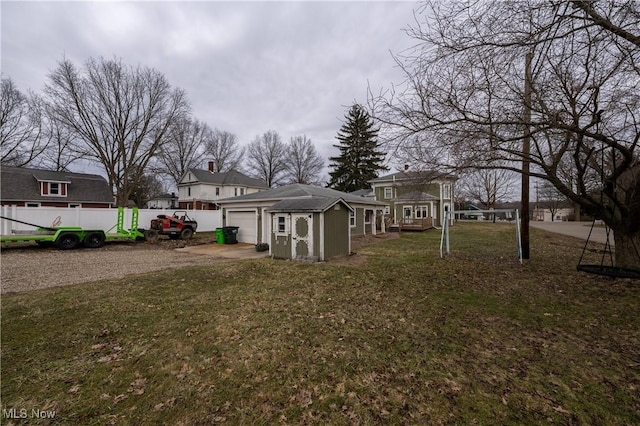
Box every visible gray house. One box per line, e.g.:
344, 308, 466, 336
0, 166, 113, 208
216, 184, 388, 261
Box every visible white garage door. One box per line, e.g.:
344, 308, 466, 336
226, 211, 257, 244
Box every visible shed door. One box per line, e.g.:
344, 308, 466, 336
292, 214, 313, 258
226, 210, 257, 244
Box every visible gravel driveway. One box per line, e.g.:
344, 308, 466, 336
0, 241, 249, 294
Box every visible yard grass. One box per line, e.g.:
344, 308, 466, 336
2, 223, 639, 425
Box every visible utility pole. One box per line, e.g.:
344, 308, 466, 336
521, 51, 533, 259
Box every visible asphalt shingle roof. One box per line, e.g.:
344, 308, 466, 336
182, 168, 268, 188
1, 166, 113, 204
267, 197, 353, 213
217, 183, 387, 206
369, 170, 456, 183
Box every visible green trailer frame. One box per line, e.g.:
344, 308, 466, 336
0, 207, 145, 250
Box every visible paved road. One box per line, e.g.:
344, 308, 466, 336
530, 221, 613, 246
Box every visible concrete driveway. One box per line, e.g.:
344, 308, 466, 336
530, 221, 613, 246
176, 242, 270, 259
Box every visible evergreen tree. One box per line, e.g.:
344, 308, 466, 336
328, 104, 387, 192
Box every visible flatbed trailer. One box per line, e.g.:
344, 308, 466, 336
1, 207, 145, 250
0, 227, 109, 249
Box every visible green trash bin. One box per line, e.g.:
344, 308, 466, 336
215, 228, 225, 244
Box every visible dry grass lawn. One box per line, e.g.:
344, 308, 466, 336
2, 223, 639, 425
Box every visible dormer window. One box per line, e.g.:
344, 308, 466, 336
41, 181, 67, 197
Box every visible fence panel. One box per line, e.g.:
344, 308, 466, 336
1, 207, 222, 234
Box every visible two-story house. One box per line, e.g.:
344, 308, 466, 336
0, 166, 114, 208
369, 170, 456, 228
177, 162, 268, 210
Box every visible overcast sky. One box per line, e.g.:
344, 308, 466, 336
2, 0, 418, 179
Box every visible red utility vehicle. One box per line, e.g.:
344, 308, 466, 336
145, 211, 197, 241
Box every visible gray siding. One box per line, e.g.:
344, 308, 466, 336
352, 207, 365, 236
313, 212, 321, 256
323, 204, 350, 259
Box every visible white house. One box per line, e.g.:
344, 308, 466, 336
177, 163, 268, 210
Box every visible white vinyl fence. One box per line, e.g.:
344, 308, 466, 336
1, 206, 222, 235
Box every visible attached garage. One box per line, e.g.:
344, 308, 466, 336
225, 210, 258, 244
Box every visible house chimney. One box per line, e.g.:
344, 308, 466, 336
208, 161, 214, 173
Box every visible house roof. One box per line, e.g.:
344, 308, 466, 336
369, 170, 456, 184
217, 183, 387, 207
394, 191, 439, 202
150, 193, 178, 200
180, 168, 267, 188
0, 166, 113, 204
267, 197, 353, 213
350, 188, 374, 198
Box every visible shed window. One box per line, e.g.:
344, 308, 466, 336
274, 215, 290, 234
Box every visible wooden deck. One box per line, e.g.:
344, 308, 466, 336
398, 218, 434, 231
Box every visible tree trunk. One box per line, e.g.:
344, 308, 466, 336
614, 230, 640, 271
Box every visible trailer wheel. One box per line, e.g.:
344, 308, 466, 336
180, 228, 194, 239
55, 233, 80, 250
83, 232, 106, 248
144, 229, 159, 242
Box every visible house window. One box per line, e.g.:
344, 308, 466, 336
41, 182, 67, 197
415, 206, 429, 218
26, 203, 40, 207
384, 206, 390, 215
443, 184, 451, 199
69, 203, 81, 208
384, 187, 393, 199
350, 211, 356, 227
188, 187, 191, 197
215, 187, 220, 196
234, 188, 238, 196
240, 188, 245, 195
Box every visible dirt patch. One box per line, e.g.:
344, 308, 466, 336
330, 232, 401, 266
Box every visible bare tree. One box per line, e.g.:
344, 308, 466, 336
205, 129, 244, 173
34, 98, 87, 171
538, 181, 566, 222
245, 130, 287, 187
460, 168, 519, 210
44, 57, 189, 206
0, 77, 48, 166
371, 1, 640, 269
284, 135, 324, 185
156, 117, 207, 187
